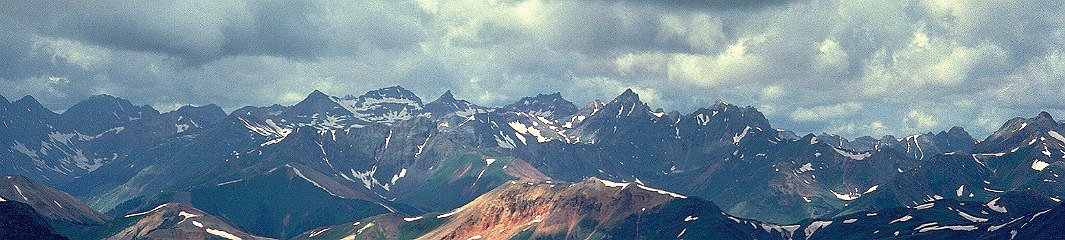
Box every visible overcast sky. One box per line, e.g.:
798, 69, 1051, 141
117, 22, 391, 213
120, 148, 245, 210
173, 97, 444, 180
1, 0, 1062, 138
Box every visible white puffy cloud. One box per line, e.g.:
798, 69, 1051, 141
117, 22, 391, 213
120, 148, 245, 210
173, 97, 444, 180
791, 102, 864, 122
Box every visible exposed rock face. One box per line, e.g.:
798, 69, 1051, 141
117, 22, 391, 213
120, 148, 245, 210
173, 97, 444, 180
293, 178, 788, 240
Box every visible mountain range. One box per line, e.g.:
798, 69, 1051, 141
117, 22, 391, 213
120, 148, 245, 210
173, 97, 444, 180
1, 86, 1063, 239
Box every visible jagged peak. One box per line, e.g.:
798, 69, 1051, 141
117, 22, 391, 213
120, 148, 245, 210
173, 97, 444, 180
510, 92, 571, 104
176, 104, 219, 112
1033, 111, 1056, 124
612, 88, 641, 104
15, 95, 42, 106
307, 89, 330, 99
991, 112, 1059, 135
977, 112, 1063, 152
295, 89, 340, 106
64, 94, 158, 116
709, 99, 735, 110
360, 86, 422, 103
505, 92, 578, 118
86, 94, 119, 100
437, 90, 455, 102
428, 90, 475, 106
946, 126, 968, 134
523, 92, 565, 102
287, 90, 353, 116
174, 104, 226, 118
800, 133, 820, 144
11, 95, 52, 113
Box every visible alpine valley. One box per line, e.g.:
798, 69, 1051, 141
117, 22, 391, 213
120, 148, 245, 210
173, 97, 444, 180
1, 86, 1063, 239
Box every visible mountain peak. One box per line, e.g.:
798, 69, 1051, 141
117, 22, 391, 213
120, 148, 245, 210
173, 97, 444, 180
437, 90, 455, 102
613, 88, 641, 104
345, 86, 425, 123
709, 100, 737, 110
541, 92, 563, 98
13, 95, 46, 110
298, 90, 336, 105
425, 90, 489, 118
86, 94, 117, 100
361, 86, 421, 102
60, 94, 159, 133
505, 92, 578, 119
1034, 111, 1056, 124
173, 104, 227, 122
306, 89, 330, 100
979, 112, 1063, 152
176, 104, 219, 113
287, 90, 352, 117
947, 126, 967, 134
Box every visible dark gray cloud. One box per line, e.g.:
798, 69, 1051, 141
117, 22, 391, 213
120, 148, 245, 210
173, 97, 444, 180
0, 0, 428, 62
0, 0, 1061, 139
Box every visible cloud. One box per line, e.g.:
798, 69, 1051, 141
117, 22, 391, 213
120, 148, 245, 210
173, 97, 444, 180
0, 0, 1061, 139
903, 109, 939, 131
790, 102, 864, 122
0, 0, 428, 62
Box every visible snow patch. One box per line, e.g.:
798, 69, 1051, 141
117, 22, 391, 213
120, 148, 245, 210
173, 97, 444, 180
12, 184, 28, 201
1049, 131, 1065, 143
178, 211, 199, 220
216, 179, 243, 186
1032, 159, 1051, 171
987, 198, 1008, 213
956, 210, 988, 223
733, 126, 751, 144
917, 225, 977, 233
205, 228, 242, 240
290, 165, 346, 199
636, 185, 687, 198
803, 221, 832, 240
599, 179, 631, 188
437, 208, 464, 218
124, 204, 169, 218
889, 215, 912, 224
797, 163, 814, 173
832, 148, 872, 160
829, 190, 860, 201
864, 185, 879, 194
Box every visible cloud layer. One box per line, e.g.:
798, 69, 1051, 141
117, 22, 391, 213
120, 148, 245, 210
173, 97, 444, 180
0, 0, 1062, 138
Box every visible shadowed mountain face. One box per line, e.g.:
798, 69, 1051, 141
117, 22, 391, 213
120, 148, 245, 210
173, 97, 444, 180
2, 88, 1064, 239
0, 201, 68, 240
